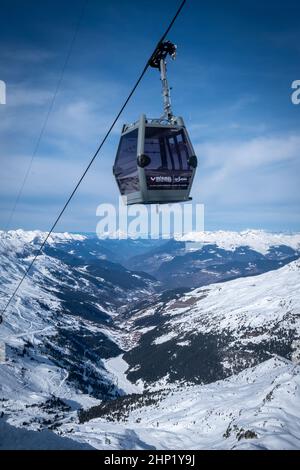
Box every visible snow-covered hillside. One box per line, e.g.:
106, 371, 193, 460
0, 421, 92, 450
149, 259, 300, 343
63, 357, 300, 450
0, 229, 157, 403
123, 260, 300, 385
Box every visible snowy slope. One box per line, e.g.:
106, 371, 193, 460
0, 420, 93, 450
0, 229, 161, 442
0, 229, 160, 399
63, 357, 300, 450
152, 259, 300, 339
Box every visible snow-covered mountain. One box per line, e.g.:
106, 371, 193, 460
0, 229, 158, 400
179, 229, 300, 254
123, 259, 300, 386
73, 357, 300, 450
126, 230, 300, 288
0, 229, 299, 449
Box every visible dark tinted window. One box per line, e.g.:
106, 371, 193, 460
114, 129, 139, 195
114, 129, 138, 176
144, 127, 192, 171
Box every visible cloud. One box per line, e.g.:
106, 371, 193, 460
0, 75, 125, 158
196, 134, 300, 171
192, 134, 300, 208
0, 151, 115, 200
6, 86, 53, 107
0, 45, 55, 64
0, 73, 124, 230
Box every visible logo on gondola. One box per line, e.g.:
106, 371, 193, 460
147, 174, 190, 188
174, 176, 188, 183
150, 175, 172, 183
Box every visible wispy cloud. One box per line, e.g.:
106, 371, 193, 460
0, 45, 55, 64
0, 75, 124, 154
193, 134, 300, 207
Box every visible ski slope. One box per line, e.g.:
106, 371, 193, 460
61, 357, 300, 450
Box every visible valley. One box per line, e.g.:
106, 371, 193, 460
0, 229, 300, 449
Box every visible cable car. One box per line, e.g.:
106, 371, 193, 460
113, 41, 197, 205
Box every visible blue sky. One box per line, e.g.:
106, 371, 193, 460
0, 0, 299, 232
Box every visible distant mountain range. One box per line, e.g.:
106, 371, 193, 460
126, 230, 300, 288
0, 229, 299, 449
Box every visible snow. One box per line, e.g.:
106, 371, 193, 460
103, 355, 142, 395
179, 229, 300, 255
0, 229, 119, 435
137, 326, 156, 335
160, 259, 300, 340
60, 357, 300, 450
0, 420, 92, 450
0, 349, 100, 419
0, 229, 86, 249
177, 341, 191, 347
153, 331, 177, 345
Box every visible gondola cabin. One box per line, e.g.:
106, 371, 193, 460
113, 114, 197, 205
113, 40, 198, 205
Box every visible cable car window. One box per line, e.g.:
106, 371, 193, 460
114, 129, 139, 195
177, 134, 190, 170
144, 127, 192, 171
115, 129, 138, 175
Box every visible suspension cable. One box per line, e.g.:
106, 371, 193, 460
0, 0, 187, 319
